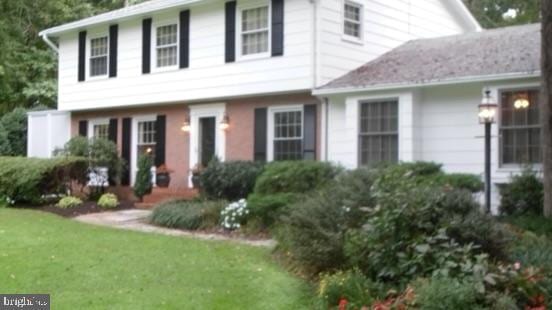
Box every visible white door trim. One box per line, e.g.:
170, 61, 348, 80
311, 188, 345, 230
188, 103, 226, 187
131, 114, 157, 186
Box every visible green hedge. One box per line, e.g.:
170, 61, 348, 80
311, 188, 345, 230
200, 159, 264, 201
150, 199, 226, 230
0, 156, 87, 205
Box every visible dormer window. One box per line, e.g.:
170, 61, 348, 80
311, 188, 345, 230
344, 1, 363, 40
240, 5, 270, 56
156, 24, 178, 68
90, 36, 108, 77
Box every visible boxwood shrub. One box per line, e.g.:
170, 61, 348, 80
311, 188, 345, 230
500, 169, 543, 216
0, 156, 87, 205
200, 159, 265, 201
150, 199, 226, 230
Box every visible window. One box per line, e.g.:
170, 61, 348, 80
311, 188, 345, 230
93, 124, 109, 140
344, 1, 362, 39
359, 100, 398, 166
241, 6, 270, 56
156, 24, 178, 68
500, 89, 541, 165
137, 120, 157, 163
90, 36, 108, 77
273, 109, 303, 161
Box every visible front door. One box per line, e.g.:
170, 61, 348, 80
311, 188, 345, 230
199, 117, 216, 167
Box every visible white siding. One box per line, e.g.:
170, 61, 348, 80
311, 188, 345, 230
58, 0, 314, 111
317, 0, 469, 86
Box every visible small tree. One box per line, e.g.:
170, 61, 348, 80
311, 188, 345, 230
0, 107, 27, 156
134, 155, 153, 201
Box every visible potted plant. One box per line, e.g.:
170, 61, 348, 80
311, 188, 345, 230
156, 164, 173, 188
190, 164, 204, 189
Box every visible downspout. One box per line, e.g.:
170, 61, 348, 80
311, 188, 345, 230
323, 97, 329, 161
41, 33, 59, 53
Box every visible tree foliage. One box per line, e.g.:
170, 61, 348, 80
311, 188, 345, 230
463, 0, 541, 29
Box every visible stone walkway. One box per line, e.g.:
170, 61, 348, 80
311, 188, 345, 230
74, 210, 276, 248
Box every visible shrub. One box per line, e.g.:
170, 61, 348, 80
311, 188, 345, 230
502, 215, 552, 237
97, 193, 118, 209
200, 159, 264, 200
56, 196, 83, 209
247, 192, 299, 227
316, 269, 382, 309
0, 156, 87, 205
55, 136, 124, 185
150, 200, 226, 230
134, 155, 153, 201
0, 107, 27, 156
221, 199, 249, 230
253, 161, 339, 195
508, 232, 552, 271
414, 277, 480, 310
435, 173, 484, 193
500, 169, 543, 216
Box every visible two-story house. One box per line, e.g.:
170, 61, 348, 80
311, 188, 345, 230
33, 0, 479, 189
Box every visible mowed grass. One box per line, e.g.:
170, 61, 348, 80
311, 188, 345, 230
0, 208, 312, 309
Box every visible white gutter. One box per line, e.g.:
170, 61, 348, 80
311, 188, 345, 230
41, 34, 59, 53
450, 0, 483, 32
312, 72, 541, 96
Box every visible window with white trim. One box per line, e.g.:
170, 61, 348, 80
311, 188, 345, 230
241, 6, 270, 56
273, 109, 303, 161
93, 123, 109, 140
137, 120, 157, 162
500, 89, 541, 165
359, 100, 398, 166
156, 24, 178, 68
90, 36, 108, 77
344, 1, 362, 39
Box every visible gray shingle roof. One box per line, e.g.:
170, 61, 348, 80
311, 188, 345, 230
318, 24, 540, 92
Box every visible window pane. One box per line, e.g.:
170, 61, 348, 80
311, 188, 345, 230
90, 36, 108, 77
359, 100, 398, 166
273, 110, 303, 161
90, 57, 108, 76
91, 37, 108, 57
344, 21, 361, 38
274, 140, 302, 161
93, 124, 109, 140
242, 7, 268, 31
157, 24, 177, 46
345, 3, 361, 21
241, 6, 269, 55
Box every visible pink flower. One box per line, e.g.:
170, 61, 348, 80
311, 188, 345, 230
514, 262, 521, 270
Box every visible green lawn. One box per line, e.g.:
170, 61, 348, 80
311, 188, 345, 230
0, 208, 312, 309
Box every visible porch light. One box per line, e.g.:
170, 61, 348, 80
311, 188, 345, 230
219, 114, 230, 130
181, 117, 191, 132
514, 92, 530, 109
478, 90, 498, 124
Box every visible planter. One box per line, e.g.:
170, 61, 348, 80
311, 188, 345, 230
156, 172, 171, 188
191, 174, 201, 189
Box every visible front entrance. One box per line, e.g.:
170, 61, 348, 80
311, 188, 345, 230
199, 117, 216, 166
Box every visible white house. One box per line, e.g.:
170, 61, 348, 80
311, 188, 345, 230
314, 24, 541, 212
30, 0, 480, 190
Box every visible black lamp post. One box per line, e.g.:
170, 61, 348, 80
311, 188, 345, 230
478, 89, 498, 214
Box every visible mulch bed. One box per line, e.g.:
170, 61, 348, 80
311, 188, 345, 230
30, 200, 136, 218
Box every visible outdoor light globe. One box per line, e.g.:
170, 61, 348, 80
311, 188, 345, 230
479, 90, 498, 124
219, 115, 230, 130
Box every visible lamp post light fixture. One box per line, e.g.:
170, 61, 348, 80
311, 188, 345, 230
181, 116, 191, 132
219, 114, 230, 130
478, 89, 498, 214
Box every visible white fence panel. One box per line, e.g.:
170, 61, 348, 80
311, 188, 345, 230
27, 110, 71, 158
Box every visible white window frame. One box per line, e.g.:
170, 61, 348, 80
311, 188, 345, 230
342, 0, 364, 44
131, 115, 158, 186
88, 118, 110, 140
152, 20, 179, 72
237, 2, 272, 61
267, 105, 304, 161
358, 100, 399, 167
87, 33, 110, 79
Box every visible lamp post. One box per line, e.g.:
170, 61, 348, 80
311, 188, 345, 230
478, 89, 498, 214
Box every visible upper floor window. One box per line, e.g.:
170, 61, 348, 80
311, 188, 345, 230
500, 89, 541, 165
90, 36, 108, 77
241, 6, 270, 56
344, 1, 363, 40
156, 24, 178, 68
359, 100, 398, 166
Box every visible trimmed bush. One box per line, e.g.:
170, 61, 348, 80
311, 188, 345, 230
500, 169, 543, 216
97, 193, 119, 209
200, 159, 264, 201
435, 173, 484, 193
316, 269, 382, 309
150, 200, 226, 231
253, 161, 340, 195
0, 156, 87, 205
56, 196, 83, 209
134, 155, 153, 201
247, 192, 299, 227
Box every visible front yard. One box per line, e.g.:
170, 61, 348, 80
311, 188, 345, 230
0, 208, 311, 309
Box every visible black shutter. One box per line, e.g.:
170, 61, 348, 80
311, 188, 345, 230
155, 115, 166, 167
121, 118, 132, 186
78, 31, 87, 82
225, 1, 236, 63
142, 18, 152, 74
179, 10, 190, 69
109, 24, 118, 77
108, 118, 118, 143
271, 0, 284, 56
254, 108, 267, 161
303, 104, 317, 160
78, 120, 88, 137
